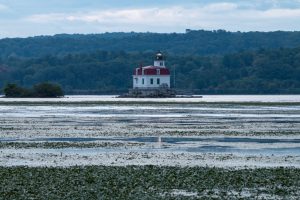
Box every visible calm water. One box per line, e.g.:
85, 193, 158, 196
0, 95, 300, 102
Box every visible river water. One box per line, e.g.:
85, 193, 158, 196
0, 94, 300, 102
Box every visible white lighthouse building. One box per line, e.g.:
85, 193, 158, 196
133, 52, 171, 89
123, 51, 175, 97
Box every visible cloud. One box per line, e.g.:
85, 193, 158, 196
0, 3, 8, 11
201, 2, 238, 12
25, 3, 300, 30
263, 8, 300, 18
25, 5, 223, 25
2, 1, 300, 38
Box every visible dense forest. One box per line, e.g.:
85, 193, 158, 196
1, 30, 300, 59
1, 47, 300, 94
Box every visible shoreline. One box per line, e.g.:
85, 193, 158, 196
1, 101, 300, 106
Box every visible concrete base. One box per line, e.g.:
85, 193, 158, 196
119, 87, 176, 98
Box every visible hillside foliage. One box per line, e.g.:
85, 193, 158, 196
1, 30, 300, 59
1, 47, 300, 94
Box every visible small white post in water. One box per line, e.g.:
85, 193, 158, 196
157, 136, 162, 148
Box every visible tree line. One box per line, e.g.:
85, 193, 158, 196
1, 47, 300, 94
1, 30, 300, 59
3, 83, 64, 98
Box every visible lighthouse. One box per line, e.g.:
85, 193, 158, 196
122, 51, 175, 97
133, 52, 171, 89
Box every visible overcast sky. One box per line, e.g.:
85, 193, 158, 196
1, 0, 300, 38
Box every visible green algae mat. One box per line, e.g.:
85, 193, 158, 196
1, 166, 299, 199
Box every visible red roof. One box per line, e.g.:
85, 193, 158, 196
133, 66, 170, 76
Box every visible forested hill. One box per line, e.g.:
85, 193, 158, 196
1, 30, 300, 59
1, 47, 300, 94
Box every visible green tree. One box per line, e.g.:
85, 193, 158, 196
3, 83, 28, 97
33, 82, 64, 97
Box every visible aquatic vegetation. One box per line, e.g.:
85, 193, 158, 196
0, 166, 299, 199
0, 100, 299, 198
0, 142, 144, 149
0, 101, 299, 139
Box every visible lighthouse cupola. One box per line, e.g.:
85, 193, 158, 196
154, 51, 165, 68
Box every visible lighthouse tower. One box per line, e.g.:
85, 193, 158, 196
133, 52, 171, 89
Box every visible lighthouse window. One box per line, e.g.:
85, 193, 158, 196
160, 62, 163, 66
150, 78, 153, 85
157, 78, 160, 85
142, 78, 144, 84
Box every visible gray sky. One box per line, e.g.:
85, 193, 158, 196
1, 0, 300, 38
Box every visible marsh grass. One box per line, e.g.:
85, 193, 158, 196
0, 166, 299, 199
